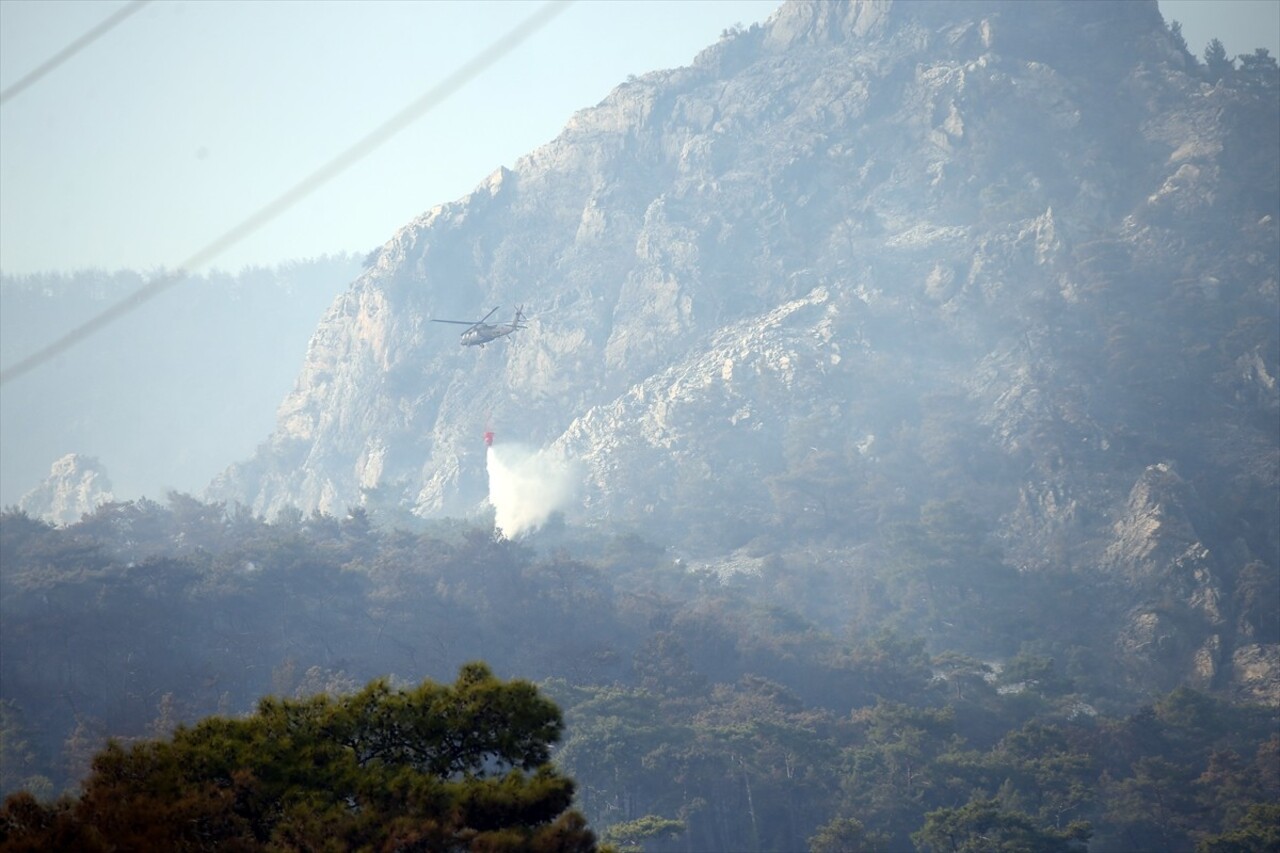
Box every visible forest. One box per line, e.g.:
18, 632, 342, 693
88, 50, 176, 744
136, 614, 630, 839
1, 498, 1276, 851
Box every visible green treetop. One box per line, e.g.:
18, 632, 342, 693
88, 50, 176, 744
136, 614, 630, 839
0, 663, 599, 852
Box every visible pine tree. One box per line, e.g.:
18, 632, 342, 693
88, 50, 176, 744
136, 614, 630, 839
1204, 39, 1233, 82
0, 665, 599, 851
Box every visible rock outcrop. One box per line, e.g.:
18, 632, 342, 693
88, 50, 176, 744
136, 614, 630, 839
19, 454, 115, 526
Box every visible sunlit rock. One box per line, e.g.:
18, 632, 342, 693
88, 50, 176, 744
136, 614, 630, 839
19, 454, 115, 526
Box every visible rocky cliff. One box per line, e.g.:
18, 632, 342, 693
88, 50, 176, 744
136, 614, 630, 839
19, 453, 115, 525
211, 0, 1278, 699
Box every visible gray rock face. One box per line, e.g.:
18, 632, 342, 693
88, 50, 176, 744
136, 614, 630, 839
20, 454, 115, 526
210, 0, 1278, 698
1232, 643, 1280, 705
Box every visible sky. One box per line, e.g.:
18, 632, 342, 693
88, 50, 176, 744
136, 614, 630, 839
0, 0, 783, 277
0, 0, 1277, 278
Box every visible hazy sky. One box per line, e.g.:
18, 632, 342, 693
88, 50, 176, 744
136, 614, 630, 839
1, 0, 1276, 277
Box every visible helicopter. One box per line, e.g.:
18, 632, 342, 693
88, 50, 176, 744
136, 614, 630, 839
431, 306, 526, 347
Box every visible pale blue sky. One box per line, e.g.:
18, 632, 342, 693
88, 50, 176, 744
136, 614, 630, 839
1, 0, 1276, 276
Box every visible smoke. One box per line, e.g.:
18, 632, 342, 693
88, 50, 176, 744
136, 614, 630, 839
486, 443, 580, 538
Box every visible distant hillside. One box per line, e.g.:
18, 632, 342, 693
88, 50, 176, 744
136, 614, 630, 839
0, 255, 363, 507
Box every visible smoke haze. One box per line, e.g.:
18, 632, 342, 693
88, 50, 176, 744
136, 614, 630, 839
485, 443, 580, 538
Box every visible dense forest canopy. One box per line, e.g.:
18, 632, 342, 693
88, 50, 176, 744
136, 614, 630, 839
1, 498, 1275, 851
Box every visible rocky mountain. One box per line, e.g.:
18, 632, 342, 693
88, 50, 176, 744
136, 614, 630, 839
212, 0, 1278, 699
17, 453, 115, 525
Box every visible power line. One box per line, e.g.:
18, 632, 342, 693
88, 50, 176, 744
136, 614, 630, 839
0, 0, 152, 106
0, 0, 574, 387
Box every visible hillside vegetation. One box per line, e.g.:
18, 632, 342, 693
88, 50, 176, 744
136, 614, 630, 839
2, 500, 1276, 851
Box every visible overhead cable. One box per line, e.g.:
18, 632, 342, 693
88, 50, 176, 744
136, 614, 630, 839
0, 0, 152, 106
0, 0, 573, 387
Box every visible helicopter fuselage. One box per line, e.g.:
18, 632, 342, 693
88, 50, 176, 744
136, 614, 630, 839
432, 307, 526, 347
459, 324, 516, 346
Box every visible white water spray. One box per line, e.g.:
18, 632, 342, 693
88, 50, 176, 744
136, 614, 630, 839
485, 442, 580, 538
